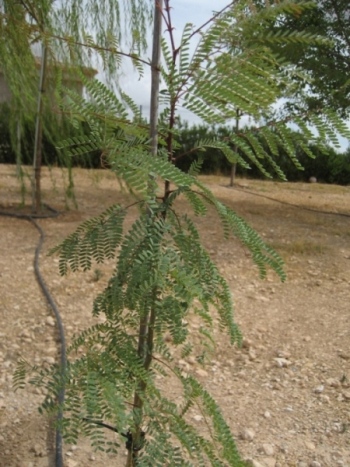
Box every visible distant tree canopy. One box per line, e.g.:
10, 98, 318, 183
172, 121, 350, 185
1, 106, 349, 185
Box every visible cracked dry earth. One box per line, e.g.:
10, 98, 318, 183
0, 165, 349, 467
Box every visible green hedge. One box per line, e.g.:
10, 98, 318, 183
0, 104, 101, 168
1, 107, 349, 184
173, 122, 350, 185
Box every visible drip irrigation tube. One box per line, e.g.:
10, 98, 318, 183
0, 206, 66, 467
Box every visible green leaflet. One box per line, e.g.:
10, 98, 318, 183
49, 204, 126, 274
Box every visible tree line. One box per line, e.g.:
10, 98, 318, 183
1, 0, 350, 201
1, 105, 349, 185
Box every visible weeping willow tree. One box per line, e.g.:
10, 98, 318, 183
0, 0, 151, 210
14, 0, 350, 466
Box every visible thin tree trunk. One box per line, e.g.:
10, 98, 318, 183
229, 161, 237, 187
229, 108, 240, 187
16, 119, 21, 177
126, 1, 163, 466
149, 1, 162, 160
32, 41, 48, 213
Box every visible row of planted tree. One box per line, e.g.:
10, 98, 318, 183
1, 104, 350, 185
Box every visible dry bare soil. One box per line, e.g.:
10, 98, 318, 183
0, 165, 349, 467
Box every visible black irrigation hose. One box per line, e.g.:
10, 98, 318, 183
0, 205, 66, 467
231, 184, 350, 218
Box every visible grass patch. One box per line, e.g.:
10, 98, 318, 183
271, 240, 328, 256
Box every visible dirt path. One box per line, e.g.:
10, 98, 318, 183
0, 166, 349, 467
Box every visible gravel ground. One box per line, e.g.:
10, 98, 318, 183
0, 166, 349, 467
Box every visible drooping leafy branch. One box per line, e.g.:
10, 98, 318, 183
0, 0, 153, 207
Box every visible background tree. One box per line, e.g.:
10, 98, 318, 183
253, 0, 350, 117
